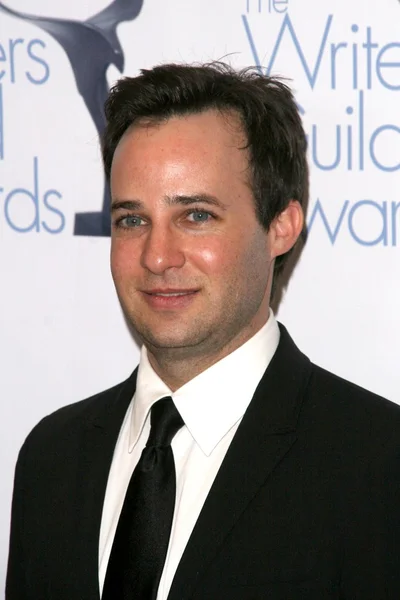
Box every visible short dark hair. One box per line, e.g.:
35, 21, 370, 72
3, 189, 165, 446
102, 62, 308, 279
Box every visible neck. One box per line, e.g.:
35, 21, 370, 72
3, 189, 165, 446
146, 316, 269, 391
147, 352, 213, 392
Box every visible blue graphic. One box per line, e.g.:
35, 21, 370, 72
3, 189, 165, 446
0, 0, 144, 237
2, 156, 65, 234
241, 2, 400, 247
307, 199, 400, 246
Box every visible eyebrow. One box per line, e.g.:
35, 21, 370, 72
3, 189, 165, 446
110, 194, 228, 213
111, 199, 142, 213
165, 194, 227, 210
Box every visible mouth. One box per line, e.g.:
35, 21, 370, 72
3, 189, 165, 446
140, 289, 199, 309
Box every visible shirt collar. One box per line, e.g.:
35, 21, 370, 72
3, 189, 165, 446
129, 310, 280, 455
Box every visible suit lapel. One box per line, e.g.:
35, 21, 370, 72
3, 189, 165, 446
72, 371, 138, 600
168, 326, 312, 600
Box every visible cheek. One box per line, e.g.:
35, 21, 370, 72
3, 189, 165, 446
110, 239, 140, 282
199, 230, 271, 290
189, 238, 235, 275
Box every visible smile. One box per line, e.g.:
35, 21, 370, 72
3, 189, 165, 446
150, 292, 194, 297
141, 289, 199, 309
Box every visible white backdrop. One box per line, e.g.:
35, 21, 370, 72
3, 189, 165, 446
1, 0, 399, 589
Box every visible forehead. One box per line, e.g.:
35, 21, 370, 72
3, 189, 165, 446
110, 109, 250, 184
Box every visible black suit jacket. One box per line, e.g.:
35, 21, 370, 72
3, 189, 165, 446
6, 325, 400, 599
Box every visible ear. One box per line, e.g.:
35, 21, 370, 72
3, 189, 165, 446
269, 200, 304, 259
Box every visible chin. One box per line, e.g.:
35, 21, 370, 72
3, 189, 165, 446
144, 334, 195, 350
138, 326, 208, 352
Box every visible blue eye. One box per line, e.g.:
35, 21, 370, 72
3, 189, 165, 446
189, 210, 210, 222
120, 215, 143, 227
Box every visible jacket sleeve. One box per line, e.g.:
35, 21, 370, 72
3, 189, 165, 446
6, 441, 29, 600
340, 435, 400, 599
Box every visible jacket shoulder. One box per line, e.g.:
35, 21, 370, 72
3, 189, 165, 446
22, 378, 131, 450
306, 362, 400, 442
311, 362, 399, 410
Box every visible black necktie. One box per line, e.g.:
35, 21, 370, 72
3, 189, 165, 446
102, 396, 184, 600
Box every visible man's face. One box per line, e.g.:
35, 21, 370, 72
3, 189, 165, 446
110, 110, 275, 360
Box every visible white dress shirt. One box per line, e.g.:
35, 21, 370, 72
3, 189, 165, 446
99, 310, 280, 598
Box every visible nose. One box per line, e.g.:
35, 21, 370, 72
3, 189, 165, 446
140, 224, 185, 275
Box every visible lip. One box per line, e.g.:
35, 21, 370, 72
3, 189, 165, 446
140, 289, 199, 310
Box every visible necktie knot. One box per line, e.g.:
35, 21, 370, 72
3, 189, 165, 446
147, 396, 184, 448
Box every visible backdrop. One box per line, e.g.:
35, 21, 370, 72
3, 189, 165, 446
1, 0, 399, 587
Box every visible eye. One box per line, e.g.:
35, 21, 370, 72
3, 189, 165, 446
187, 209, 212, 223
116, 215, 144, 228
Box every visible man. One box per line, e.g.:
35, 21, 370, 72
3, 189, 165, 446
6, 62, 400, 599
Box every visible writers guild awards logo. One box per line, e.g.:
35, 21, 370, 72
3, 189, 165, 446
0, 0, 144, 237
